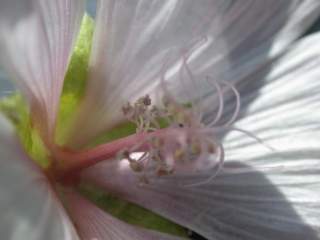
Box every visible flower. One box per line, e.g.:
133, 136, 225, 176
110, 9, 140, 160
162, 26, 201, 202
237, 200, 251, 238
0, 0, 320, 240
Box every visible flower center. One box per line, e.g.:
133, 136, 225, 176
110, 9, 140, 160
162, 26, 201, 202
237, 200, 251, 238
48, 90, 225, 187
117, 94, 223, 185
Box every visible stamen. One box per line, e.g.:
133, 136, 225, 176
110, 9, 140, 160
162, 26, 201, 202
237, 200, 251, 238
118, 90, 224, 185
122, 95, 166, 133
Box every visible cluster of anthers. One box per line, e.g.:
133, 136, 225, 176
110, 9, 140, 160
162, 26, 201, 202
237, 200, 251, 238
118, 79, 240, 185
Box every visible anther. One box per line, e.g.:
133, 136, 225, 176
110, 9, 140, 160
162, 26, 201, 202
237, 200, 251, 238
142, 95, 151, 106
129, 160, 144, 172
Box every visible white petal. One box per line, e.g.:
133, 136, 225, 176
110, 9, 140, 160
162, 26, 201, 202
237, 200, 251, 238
70, 0, 320, 146
65, 191, 184, 240
81, 34, 320, 239
222, 32, 320, 235
0, 0, 84, 139
0, 114, 80, 240
83, 159, 320, 240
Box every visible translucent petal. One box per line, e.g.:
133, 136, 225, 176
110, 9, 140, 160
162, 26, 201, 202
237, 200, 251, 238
70, 0, 320, 146
65, 191, 184, 240
0, 114, 79, 240
81, 33, 320, 240
0, 0, 84, 139
222, 32, 320, 237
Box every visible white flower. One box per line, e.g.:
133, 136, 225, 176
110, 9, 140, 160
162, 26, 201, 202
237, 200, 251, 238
0, 0, 320, 240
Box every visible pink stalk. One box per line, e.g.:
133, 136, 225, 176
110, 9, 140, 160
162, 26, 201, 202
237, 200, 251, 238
53, 129, 168, 178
